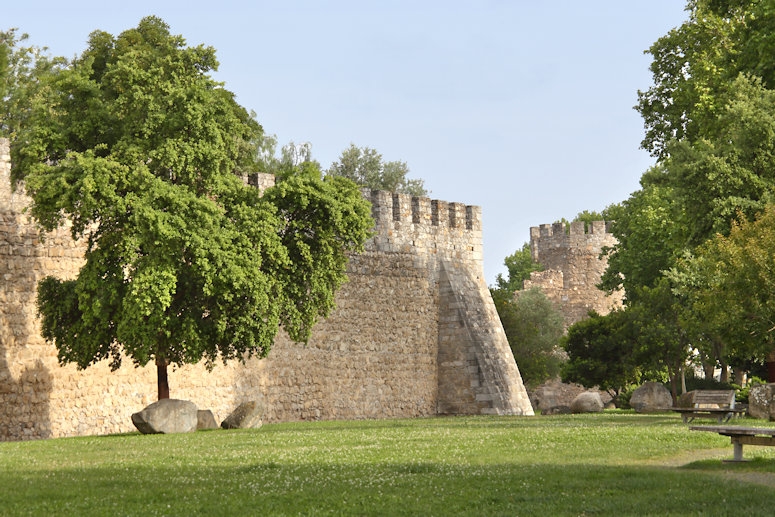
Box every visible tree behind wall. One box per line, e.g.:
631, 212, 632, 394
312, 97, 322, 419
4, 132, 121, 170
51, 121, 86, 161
11, 17, 373, 400
492, 287, 564, 388
327, 143, 427, 196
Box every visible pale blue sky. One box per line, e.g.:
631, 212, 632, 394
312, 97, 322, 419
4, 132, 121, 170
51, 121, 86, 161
5, 1, 689, 283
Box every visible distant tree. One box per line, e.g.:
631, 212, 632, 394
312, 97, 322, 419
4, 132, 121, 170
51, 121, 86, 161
0, 28, 66, 139
493, 287, 564, 388
327, 143, 427, 196
553, 210, 605, 233
492, 242, 542, 294
15, 17, 373, 400
573, 210, 604, 231
562, 309, 641, 404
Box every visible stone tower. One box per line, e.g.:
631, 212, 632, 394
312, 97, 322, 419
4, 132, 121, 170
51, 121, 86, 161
525, 221, 623, 329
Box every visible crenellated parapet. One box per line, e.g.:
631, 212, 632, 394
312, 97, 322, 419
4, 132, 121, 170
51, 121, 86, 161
526, 220, 622, 329
529, 220, 614, 268
239, 172, 484, 266
362, 189, 482, 265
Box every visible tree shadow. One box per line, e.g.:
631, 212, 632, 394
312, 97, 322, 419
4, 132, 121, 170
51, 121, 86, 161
0, 353, 52, 441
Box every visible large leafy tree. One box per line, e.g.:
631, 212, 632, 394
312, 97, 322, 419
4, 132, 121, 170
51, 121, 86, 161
672, 205, 775, 374
562, 309, 641, 404
492, 287, 564, 388
602, 0, 775, 383
327, 143, 427, 196
11, 17, 373, 400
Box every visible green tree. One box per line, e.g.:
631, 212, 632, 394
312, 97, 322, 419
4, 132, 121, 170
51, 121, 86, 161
554, 211, 605, 233
600, 178, 687, 301
620, 1, 775, 383
492, 242, 542, 294
327, 143, 427, 196
14, 17, 373, 400
562, 309, 641, 404
492, 287, 564, 388
1, 28, 66, 139
671, 204, 775, 372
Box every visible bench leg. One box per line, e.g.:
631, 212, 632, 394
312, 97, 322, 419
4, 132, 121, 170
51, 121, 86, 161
729, 437, 746, 462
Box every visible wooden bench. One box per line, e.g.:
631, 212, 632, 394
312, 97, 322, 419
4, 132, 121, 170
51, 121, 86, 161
670, 390, 746, 423
690, 425, 775, 462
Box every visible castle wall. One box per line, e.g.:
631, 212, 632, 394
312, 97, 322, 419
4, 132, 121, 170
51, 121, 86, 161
0, 138, 532, 440
526, 221, 623, 328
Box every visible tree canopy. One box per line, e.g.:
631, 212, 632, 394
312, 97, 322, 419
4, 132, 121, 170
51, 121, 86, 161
1, 28, 66, 139
10, 17, 373, 399
493, 287, 564, 389
600, 0, 775, 385
492, 242, 542, 294
327, 143, 427, 196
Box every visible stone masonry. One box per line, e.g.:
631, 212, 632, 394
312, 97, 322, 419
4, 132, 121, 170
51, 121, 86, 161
0, 138, 533, 440
525, 221, 623, 329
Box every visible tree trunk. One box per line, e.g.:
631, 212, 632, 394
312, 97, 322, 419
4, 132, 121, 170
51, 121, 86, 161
156, 357, 170, 400
668, 365, 678, 405
767, 349, 775, 383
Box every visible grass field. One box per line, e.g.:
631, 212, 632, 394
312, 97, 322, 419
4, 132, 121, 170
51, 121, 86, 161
1, 411, 775, 516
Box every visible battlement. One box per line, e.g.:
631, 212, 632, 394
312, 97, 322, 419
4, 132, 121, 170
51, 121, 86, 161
527, 220, 623, 328
4, 139, 482, 264
529, 221, 615, 266
364, 189, 481, 232
238, 164, 483, 263
530, 220, 612, 240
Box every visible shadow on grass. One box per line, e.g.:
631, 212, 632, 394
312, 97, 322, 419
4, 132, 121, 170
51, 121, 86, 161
684, 456, 775, 471
4, 460, 775, 516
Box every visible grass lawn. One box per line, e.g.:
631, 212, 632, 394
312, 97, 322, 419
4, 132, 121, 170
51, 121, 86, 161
1, 411, 775, 516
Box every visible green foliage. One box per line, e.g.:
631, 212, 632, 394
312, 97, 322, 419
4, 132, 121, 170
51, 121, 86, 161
554, 211, 605, 233
573, 210, 604, 231
672, 204, 775, 366
600, 179, 687, 300
327, 143, 427, 196
492, 242, 542, 293
735, 376, 766, 404
562, 310, 641, 402
14, 17, 373, 395
601, 1, 775, 385
254, 138, 324, 182
682, 374, 735, 393
493, 287, 564, 388
2, 415, 775, 515
0, 28, 67, 139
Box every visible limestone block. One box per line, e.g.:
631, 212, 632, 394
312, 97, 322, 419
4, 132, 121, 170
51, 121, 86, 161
629, 382, 672, 413
221, 400, 264, 429
196, 409, 219, 430
570, 391, 604, 413
131, 399, 199, 434
748, 383, 775, 420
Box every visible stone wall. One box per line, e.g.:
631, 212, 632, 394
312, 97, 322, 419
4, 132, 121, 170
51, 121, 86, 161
0, 138, 532, 440
526, 221, 623, 328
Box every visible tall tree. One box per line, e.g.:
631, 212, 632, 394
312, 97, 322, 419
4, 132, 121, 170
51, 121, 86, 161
599, 0, 775, 386
327, 143, 427, 196
562, 309, 641, 404
493, 287, 564, 389
14, 17, 373, 400
671, 204, 775, 377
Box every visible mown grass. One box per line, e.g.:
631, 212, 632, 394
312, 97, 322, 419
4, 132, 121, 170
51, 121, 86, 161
2, 411, 775, 516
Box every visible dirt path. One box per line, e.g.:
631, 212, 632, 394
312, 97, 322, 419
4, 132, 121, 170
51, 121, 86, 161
648, 448, 775, 489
